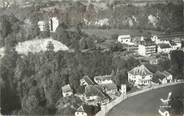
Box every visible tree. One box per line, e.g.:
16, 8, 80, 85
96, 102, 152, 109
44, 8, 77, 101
113, 69, 128, 90
28, 24, 40, 39
46, 41, 54, 52
0, 15, 12, 42
170, 97, 184, 115
170, 50, 184, 79
21, 95, 46, 115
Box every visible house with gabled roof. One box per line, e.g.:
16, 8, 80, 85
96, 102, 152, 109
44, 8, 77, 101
157, 43, 172, 54
75, 105, 88, 116
94, 75, 113, 84
80, 76, 94, 86
128, 64, 153, 86
99, 82, 118, 99
62, 84, 73, 97
157, 71, 173, 84
84, 85, 109, 105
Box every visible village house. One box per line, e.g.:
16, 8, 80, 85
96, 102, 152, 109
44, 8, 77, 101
138, 41, 156, 56
75, 105, 88, 116
62, 84, 73, 97
151, 35, 170, 44
84, 85, 109, 105
117, 35, 132, 45
157, 43, 172, 54
156, 71, 173, 84
93, 73, 119, 99
38, 20, 48, 32
99, 82, 118, 99
80, 76, 94, 86
128, 65, 153, 86
94, 75, 113, 84
169, 40, 179, 50
170, 38, 182, 49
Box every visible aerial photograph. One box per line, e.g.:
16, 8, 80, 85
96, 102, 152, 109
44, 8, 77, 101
0, 0, 183, 116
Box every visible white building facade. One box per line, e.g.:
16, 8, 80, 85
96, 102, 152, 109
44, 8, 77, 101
118, 35, 132, 44
128, 65, 153, 86
49, 17, 59, 32
138, 43, 156, 56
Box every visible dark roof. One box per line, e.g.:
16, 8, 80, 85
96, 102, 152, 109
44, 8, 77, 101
156, 71, 172, 79
169, 41, 177, 46
82, 76, 95, 85
162, 71, 171, 77
99, 82, 117, 92
155, 71, 166, 80
158, 44, 171, 49
85, 85, 107, 99
140, 40, 156, 46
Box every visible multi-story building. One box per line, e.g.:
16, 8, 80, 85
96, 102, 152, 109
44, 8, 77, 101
128, 65, 153, 86
138, 41, 156, 56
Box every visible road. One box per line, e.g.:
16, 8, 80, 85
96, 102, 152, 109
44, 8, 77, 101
108, 83, 184, 116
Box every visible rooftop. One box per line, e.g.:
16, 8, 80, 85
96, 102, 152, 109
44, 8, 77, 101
129, 65, 153, 76
100, 82, 117, 92
118, 35, 131, 38
85, 85, 107, 99
62, 84, 73, 92
82, 76, 94, 85
94, 75, 112, 81
158, 44, 171, 49
162, 71, 172, 77
140, 40, 156, 46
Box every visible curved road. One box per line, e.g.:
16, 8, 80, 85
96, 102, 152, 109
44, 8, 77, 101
108, 83, 184, 116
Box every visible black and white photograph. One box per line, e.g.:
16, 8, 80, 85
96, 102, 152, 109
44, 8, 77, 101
0, 0, 184, 116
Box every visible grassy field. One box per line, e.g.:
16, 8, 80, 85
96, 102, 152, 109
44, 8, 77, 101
108, 83, 184, 116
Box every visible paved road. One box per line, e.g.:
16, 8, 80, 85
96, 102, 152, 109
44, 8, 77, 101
108, 83, 184, 116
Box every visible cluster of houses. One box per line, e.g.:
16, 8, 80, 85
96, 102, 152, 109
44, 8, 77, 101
61, 64, 174, 116
61, 74, 126, 116
118, 34, 182, 56
117, 34, 183, 88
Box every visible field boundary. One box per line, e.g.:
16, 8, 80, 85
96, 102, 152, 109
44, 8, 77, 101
96, 81, 184, 116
